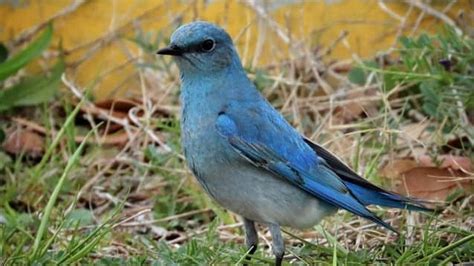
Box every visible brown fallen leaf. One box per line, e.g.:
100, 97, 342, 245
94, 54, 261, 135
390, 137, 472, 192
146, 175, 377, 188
380, 155, 473, 201
83, 97, 171, 121
74, 130, 131, 147
333, 87, 379, 123
78, 99, 130, 129
442, 136, 472, 153
398, 121, 429, 144
417, 155, 472, 171
78, 193, 108, 209
2, 127, 44, 158
77, 97, 171, 135
94, 98, 142, 114
12, 117, 131, 147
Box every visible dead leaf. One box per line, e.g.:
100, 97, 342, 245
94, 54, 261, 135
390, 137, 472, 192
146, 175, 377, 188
11, 117, 47, 134
81, 97, 171, 122
78, 193, 108, 209
333, 88, 379, 123
442, 136, 472, 153
417, 155, 472, 171
77, 97, 171, 135
12, 116, 131, 147
94, 98, 142, 113
2, 127, 44, 158
78, 100, 129, 124
399, 121, 429, 144
74, 130, 130, 147
380, 155, 473, 201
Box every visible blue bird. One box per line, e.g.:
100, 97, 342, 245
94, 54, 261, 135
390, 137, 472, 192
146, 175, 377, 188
157, 21, 430, 265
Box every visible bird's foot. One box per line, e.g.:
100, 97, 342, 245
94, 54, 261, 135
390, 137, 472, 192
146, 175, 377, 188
275, 255, 283, 266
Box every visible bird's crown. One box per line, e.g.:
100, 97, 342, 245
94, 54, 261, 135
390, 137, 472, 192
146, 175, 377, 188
170, 21, 233, 51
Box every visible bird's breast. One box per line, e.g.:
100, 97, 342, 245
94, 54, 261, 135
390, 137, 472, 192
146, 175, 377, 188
181, 102, 237, 171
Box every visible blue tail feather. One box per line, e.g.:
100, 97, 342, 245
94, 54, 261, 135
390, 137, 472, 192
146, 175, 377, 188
345, 182, 433, 212
304, 138, 432, 213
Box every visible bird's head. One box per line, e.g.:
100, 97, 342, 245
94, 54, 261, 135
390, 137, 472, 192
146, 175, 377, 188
157, 21, 239, 75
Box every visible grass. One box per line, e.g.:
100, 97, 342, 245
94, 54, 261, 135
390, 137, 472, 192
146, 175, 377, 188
0, 4, 473, 265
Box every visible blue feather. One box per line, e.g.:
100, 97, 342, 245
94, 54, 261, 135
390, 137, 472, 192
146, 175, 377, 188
303, 138, 432, 212
216, 112, 401, 233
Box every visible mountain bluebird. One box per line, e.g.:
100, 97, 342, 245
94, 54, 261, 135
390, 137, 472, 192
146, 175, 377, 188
157, 21, 429, 265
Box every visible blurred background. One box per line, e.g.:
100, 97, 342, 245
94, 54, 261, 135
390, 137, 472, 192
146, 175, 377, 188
1, 0, 472, 98
0, 0, 473, 264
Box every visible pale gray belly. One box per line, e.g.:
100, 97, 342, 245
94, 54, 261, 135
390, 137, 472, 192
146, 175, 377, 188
182, 117, 336, 228
200, 161, 337, 229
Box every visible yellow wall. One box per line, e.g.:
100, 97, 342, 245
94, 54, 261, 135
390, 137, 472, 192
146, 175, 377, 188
0, 0, 470, 99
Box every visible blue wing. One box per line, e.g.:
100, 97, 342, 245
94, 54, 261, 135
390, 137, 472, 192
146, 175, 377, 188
303, 139, 432, 212
215, 109, 399, 232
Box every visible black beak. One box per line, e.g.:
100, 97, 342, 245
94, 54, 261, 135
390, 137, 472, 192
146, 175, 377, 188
156, 44, 183, 56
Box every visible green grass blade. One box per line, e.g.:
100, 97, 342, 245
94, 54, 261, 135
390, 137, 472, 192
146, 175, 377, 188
315, 225, 348, 255
0, 60, 64, 111
30, 129, 93, 260
60, 227, 109, 264
416, 234, 474, 263
0, 24, 53, 81
33, 92, 84, 176
57, 201, 124, 264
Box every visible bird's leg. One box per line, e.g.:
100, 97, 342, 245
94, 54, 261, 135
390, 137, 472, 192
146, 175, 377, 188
268, 223, 285, 266
243, 218, 258, 263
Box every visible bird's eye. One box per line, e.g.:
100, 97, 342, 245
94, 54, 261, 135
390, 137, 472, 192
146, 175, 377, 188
200, 39, 215, 52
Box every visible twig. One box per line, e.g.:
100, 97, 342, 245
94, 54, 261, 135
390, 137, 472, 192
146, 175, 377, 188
112, 208, 152, 228
408, 0, 462, 35
62, 74, 133, 136
243, 0, 290, 44
11, 0, 85, 46
128, 106, 172, 152
378, 0, 404, 22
